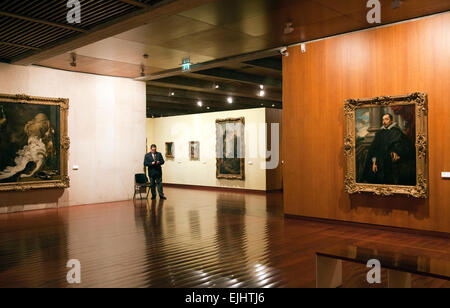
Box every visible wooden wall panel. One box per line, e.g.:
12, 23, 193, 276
283, 13, 450, 233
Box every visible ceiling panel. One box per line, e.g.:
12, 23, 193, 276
37, 53, 163, 78
14, 0, 447, 80
114, 14, 216, 45
73, 36, 214, 68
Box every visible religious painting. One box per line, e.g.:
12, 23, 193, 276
216, 117, 245, 180
189, 141, 200, 161
344, 93, 428, 198
165, 142, 174, 159
0, 94, 69, 192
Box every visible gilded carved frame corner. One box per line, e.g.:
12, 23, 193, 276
344, 92, 428, 198
0, 93, 70, 192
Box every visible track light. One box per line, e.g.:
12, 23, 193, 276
70, 52, 77, 67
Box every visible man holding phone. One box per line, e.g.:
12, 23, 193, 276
144, 144, 167, 200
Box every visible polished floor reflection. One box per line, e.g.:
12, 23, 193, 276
0, 187, 449, 288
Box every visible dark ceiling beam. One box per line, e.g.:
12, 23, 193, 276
147, 102, 198, 112
0, 11, 87, 33
11, 0, 212, 65
147, 95, 254, 110
147, 85, 282, 107
116, 0, 151, 8
146, 76, 282, 101
0, 41, 41, 51
136, 47, 283, 81
243, 57, 282, 72
191, 68, 282, 88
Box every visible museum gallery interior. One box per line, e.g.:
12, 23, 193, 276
0, 0, 449, 290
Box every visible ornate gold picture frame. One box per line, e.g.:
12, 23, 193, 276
216, 117, 245, 180
165, 142, 174, 159
344, 93, 428, 198
0, 94, 69, 192
189, 141, 200, 161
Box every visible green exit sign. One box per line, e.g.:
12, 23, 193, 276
182, 57, 191, 72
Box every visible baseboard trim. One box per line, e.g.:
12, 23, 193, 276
164, 183, 280, 194
284, 214, 450, 239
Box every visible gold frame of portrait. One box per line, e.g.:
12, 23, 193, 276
165, 142, 174, 159
215, 117, 245, 180
189, 141, 200, 161
0, 93, 70, 192
344, 92, 428, 198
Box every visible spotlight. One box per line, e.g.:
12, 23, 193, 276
259, 85, 264, 90
227, 97, 233, 104
169, 92, 175, 96
197, 101, 203, 107
258, 90, 265, 97
280, 47, 289, 57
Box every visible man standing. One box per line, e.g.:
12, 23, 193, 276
144, 144, 167, 200
363, 113, 415, 185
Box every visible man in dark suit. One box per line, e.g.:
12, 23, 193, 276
144, 144, 167, 200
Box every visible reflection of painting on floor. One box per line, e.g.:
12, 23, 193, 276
0, 102, 61, 184
216, 117, 245, 180
355, 104, 416, 186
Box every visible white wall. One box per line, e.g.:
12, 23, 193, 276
0, 63, 146, 212
146, 108, 281, 191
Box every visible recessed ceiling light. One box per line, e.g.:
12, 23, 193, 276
170, 92, 175, 96
206, 106, 210, 110
258, 90, 265, 97
215, 84, 220, 89
272, 104, 275, 107
197, 101, 203, 107
227, 97, 233, 104
259, 85, 264, 90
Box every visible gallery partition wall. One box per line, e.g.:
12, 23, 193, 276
282, 13, 449, 233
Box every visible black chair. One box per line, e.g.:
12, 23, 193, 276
133, 173, 151, 200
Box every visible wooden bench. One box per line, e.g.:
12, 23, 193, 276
316, 245, 450, 288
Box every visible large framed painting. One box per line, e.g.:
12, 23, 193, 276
344, 92, 428, 198
0, 94, 69, 192
165, 142, 174, 159
189, 141, 200, 161
216, 117, 245, 180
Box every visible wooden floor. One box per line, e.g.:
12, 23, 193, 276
0, 187, 449, 288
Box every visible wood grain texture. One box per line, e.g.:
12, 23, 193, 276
0, 187, 449, 288
282, 13, 450, 233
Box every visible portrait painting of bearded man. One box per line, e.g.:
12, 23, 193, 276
355, 105, 416, 186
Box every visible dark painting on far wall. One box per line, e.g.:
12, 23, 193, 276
0, 94, 69, 192
189, 141, 200, 161
216, 117, 245, 180
344, 93, 428, 198
165, 142, 174, 159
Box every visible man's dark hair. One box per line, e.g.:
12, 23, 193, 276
383, 113, 394, 121
151, 144, 157, 149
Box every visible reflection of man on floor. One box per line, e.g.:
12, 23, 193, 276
144, 144, 167, 200
363, 113, 415, 185
0, 113, 55, 180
